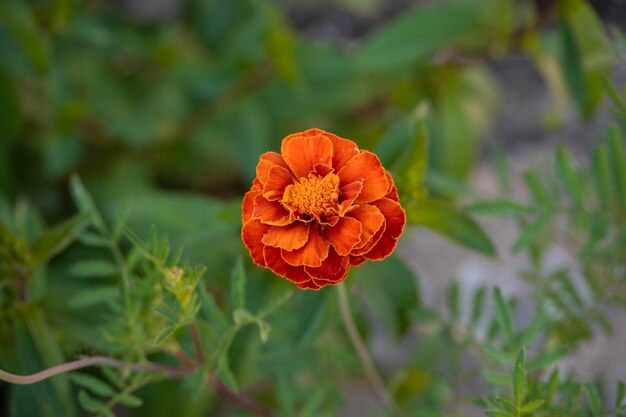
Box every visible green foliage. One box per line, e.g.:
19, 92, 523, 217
2, 0, 626, 417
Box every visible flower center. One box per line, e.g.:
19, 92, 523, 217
281, 173, 339, 219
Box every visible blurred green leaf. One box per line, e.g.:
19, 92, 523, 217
493, 288, 514, 345
69, 373, 115, 398
585, 383, 601, 417
554, 144, 583, 207
407, 201, 496, 256
0, 0, 49, 72
607, 125, 626, 209
29, 213, 89, 267
68, 260, 118, 278
230, 257, 246, 312
591, 147, 611, 209
512, 214, 550, 253
464, 200, 532, 217
513, 347, 526, 408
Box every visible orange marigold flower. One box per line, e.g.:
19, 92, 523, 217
241, 128, 406, 290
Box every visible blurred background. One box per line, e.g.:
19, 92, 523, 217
2, 0, 626, 416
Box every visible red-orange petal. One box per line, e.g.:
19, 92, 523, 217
281, 225, 329, 267
297, 279, 322, 290
252, 195, 292, 226
263, 166, 294, 201
338, 151, 389, 203
256, 152, 289, 185
241, 219, 270, 267
338, 181, 363, 215
323, 216, 362, 256
347, 204, 385, 250
242, 188, 260, 224
263, 245, 311, 284
281, 134, 333, 179
349, 255, 366, 266
262, 222, 310, 251
306, 248, 349, 284
363, 198, 406, 260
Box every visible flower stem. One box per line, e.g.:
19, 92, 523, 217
336, 283, 405, 417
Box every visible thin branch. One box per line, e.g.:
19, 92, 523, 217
336, 283, 406, 417
0, 356, 188, 385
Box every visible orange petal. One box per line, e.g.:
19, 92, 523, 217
252, 195, 292, 226
305, 248, 349, 284
338, 181, 363, 215
281, 225, 329, 267
281, 134, 333, 179
384, 171, 400, 202
256, 152, 289, 185
363, 198, 406, 260
262, 222, 310, 251
242, 188, 260, 224
241, 219, 270, 267
263, 246, 312, 284
263, 166, 294, 201
347, 204, 385, 250
338, 151, 389, 203
323, 216, 362, 256
326, 133, 360, 170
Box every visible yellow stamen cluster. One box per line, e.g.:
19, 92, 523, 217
282, 173, 339, 217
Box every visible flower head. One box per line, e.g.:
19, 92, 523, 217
241, 128, 406, 290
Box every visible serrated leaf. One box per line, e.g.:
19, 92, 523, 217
520, 399, 545, 413
512, 214, 550, 253
29, 213, 90, 266
464, 200, 532, 217
68, 260, 118, 278
230, 257, 246, 312
153, 325, 176, 347
407, 201, 495, 257
513, 348, 526, 408
77, 390, 105, 413
493, 288, 514, 345
70, 374, 115, 398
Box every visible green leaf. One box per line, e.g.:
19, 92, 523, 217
68, 260, 118, 278
526, 348, 567, 372
607, 125, 626, 209
0, 68, 21, 144
517, 314, 545, 348
118, 393, 143, 408
300, 386, 328, 417
482, 343, 513, 364
70, 175, 106, 233
230, 257, 246, 312
512, 214, 550, 253
77, 390, 105, 413
520, 399, 545, 413
258, 290, 293, 319
554, 144, 583, 207
470, 286, 486, 326
0, 0, 49, 72
407, 201, 495, 257
79, 232, 110, 248
29, 213, 90, 266
513, 348, 526, 408
215, 356, 238, 391
523, 173, 551, 207
153, 325, 177, 347
485, 411, 512, 417
591, 147, 611, 209
447, 281, 460, 322
464, 200, 532, 217
493, 288, 514, 344
69, 374, 115, 398
198, 286, 228, 332
616, 381, 625, 408
585, 383, 602, 417
68, 286, 119, 309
